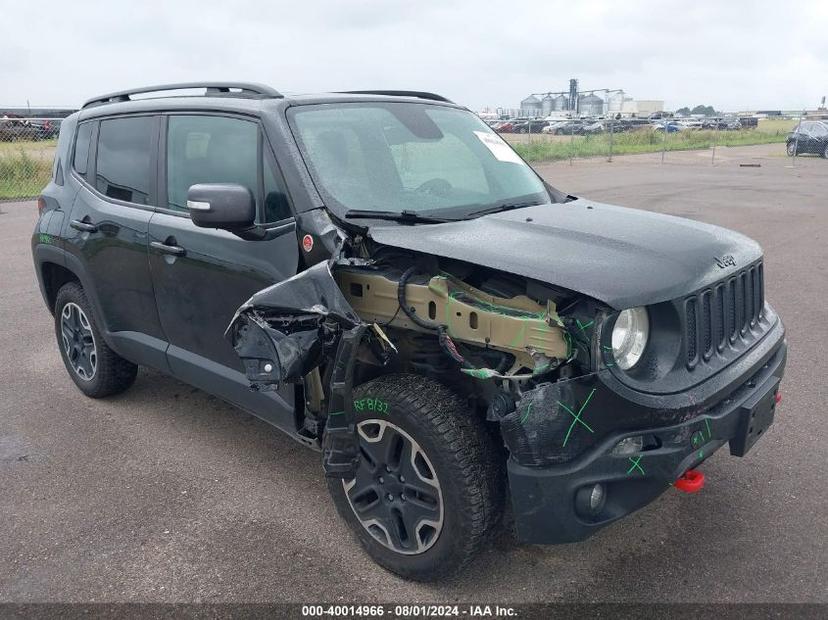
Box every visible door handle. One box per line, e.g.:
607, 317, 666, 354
150, 241, 186, 257
70, 219, 98, 233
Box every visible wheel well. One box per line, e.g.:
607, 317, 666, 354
41, 262, 80, 315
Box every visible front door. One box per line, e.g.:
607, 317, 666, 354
148, 113, 299, 430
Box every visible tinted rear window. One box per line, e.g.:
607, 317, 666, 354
96, 117, 154, 204
73, 122, 93, 178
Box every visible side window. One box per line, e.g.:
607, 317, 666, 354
73, 122, 93, 179
96, 117, 154, 204
166, 115, 258, 212
812, 123, 828, 138
263, 150, 292, 222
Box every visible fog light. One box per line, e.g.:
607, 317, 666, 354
612, 435, 644, 456
575, 483, 606, 518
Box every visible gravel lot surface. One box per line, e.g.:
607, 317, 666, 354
1, 143, 825, 603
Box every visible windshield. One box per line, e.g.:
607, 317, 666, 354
287, 102, 549, 218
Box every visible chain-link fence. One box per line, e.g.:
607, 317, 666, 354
0, 118, 62, 201
497, 116, 801, 166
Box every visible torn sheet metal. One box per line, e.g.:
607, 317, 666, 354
227, 261, 361, 389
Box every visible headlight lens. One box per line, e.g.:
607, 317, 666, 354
611, 307, 649, 370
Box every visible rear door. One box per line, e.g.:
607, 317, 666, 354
147, 113, 299, 430
64, 115, 169, 369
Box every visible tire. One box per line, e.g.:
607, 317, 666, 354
823, 143, 828, 159
786, 141, 797, 156
54, 282, 138, 398
327, 374, 503, 581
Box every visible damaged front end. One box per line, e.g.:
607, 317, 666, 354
226, 222, 613, 480
227, 260, 398, 478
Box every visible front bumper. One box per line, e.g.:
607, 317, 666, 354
507, 328, 787, 545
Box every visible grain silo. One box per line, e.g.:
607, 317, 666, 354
541, 94, 555, 116
520, 95, 542, 117
579, 93, 604, 117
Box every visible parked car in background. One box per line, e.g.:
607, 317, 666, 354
553, 120, 584, 135
581, 121, 604, 135
514, 120, 549, 133
29, 119, 61, 140
542, 121, 566, 134
786, 120, 828, 157
494, 120, 515, 133
0, 118, 32, 141
653, 121, 683, 133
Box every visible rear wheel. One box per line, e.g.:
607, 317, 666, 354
54, 282, 138, 398
327, 374, 503, 581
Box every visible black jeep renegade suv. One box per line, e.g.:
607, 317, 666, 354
32, 83, 787, 580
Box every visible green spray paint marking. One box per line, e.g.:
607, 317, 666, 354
353, 397, 389, 414
576, 319, 594, 335
559, 388, 596, 447
705, 418, 713, 440
627, 455, 645, 475
38, 233, 53, 244
328, 410, 344, 416
520, 403, 533, 424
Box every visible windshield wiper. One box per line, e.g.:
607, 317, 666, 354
464, 201, 542, 219
344, 209, 456, 224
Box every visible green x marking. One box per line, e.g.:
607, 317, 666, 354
627, 455, 645, 475
576, 319, 594, 334
559, 388, 596, 447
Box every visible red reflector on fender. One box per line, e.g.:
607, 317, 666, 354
37, 196, 47, 214
775, 392, 782, 404
675, 469, 705, 493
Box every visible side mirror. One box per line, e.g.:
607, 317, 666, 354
187, 183, 255, 231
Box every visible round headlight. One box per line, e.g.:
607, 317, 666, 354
611, 307, 649, 370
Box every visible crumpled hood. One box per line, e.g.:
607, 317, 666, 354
367, 199, 762, 309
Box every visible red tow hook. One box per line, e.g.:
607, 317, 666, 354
675, 469, 705, 493
775, 391, 782, 404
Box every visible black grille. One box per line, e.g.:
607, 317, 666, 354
685, 262, 765, 368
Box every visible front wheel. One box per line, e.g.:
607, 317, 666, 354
327, 374, 503, 581
786, 141, 797, 156
823, 143, 828, 159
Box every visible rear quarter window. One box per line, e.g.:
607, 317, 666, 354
72, 122, 93, 179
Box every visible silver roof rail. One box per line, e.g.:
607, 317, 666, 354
82, 82, 283, 109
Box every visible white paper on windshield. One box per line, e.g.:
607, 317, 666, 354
473, 131, 526, 165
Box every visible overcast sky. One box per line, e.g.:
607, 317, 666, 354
1, 0, 825, 112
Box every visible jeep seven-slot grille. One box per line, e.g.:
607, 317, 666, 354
684, 263, 764, 368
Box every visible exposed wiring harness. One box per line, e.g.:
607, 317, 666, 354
397, 266, 474, 369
